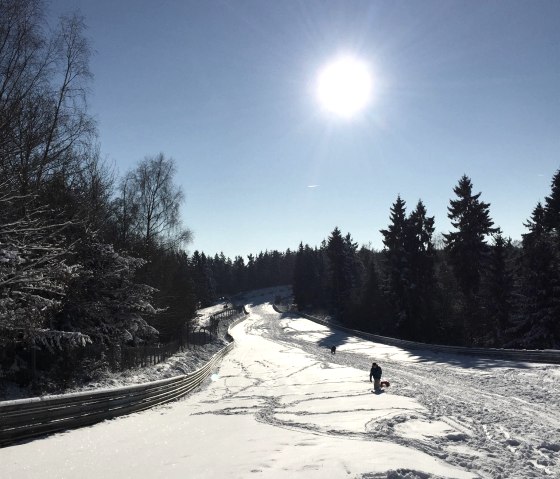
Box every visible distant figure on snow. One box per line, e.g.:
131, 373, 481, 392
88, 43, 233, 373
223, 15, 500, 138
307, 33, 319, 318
330, 345, 336, 354
369, 362, 382, 391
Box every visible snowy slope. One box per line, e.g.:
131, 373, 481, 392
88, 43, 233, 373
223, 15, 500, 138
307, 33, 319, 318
268, 306, 560, 478
1, 290, 558, 478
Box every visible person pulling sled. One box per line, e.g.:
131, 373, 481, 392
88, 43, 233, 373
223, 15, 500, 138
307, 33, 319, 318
369, 362, 390, 391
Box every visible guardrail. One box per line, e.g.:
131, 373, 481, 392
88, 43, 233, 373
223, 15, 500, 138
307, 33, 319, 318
273, 304, 560, 364
208, 305, 246, 334
0, 308, 250, 448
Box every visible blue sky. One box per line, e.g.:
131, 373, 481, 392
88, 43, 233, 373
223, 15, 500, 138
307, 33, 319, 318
49, 0, 560, 258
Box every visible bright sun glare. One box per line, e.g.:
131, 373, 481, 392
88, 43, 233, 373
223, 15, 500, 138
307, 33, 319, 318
317, 55, 372, 119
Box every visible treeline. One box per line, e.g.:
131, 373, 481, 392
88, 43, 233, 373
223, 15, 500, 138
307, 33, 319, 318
293, 172, 560, 349
190, 249, 295, 306
0, 0, 297, 392
0, 1, 194, 390
2, 1, 558, 395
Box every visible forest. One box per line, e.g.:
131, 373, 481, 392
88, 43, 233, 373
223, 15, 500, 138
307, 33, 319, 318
1, 0, 558, 395
0, 0, 294, 393
291, 171, 560, 349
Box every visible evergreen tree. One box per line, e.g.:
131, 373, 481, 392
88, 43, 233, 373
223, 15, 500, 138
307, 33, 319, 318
405, 200, 437, 341
358, 256, 389, 333
191, 251, 215, 307
269, 250, 282, 287
293, 243, 308, 308
483, 233, 514, 346
543, 169, 560, 236
279, 248, 296, 286
232, 256, 246, 293
212, 252, 232, 296
380, 196, 410, 333
0, 191, 86, 353
59, 242, 159, 348
511, 198, 560, 348
325, 227, 360, 320
523, 202, 546, 245
444, 175, 498, 296
444, 175, 498, 343
149, 250, 196, 342
246, 254, 257, 291
326, 227, 346, 314
432, 248, 462, 344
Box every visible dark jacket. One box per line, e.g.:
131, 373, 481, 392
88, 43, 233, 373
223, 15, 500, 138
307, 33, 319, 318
370, 365, 382, 381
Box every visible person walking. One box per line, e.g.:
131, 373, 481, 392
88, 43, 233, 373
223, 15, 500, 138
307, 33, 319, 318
369, 362, 382, 391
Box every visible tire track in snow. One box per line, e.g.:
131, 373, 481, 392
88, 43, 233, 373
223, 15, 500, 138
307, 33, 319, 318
254, 305, 559, 479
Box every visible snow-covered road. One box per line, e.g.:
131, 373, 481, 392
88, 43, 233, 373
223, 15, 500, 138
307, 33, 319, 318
1, 295, 559, 478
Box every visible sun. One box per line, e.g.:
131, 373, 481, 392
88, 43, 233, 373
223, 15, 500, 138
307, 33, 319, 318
316, 55, 372, 119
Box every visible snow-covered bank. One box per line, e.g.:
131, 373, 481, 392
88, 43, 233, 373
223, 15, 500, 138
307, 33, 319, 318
0, 302, 234, 401
1, 289, 558, 478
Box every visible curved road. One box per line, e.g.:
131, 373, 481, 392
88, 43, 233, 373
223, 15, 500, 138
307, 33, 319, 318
1, 295, 558, 478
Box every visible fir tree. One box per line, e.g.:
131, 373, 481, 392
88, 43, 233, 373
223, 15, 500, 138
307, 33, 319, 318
359, 257, 389, 333
405, 200, 437, 341
232, 256, 246, 293
444, 175, 498, 297
543, 169, 560, 236
523, 202, 546, 246
59, 242, 159, 349
380, 196, 410, 334
293, 243, 308, 308
511, 198, 560, 348
326, 227, 346, 315
483, 233, 514, 346
191, 251, 216, 307
293, 243, 322, 309
326, 227, 359, 321
444, 175, 498, 343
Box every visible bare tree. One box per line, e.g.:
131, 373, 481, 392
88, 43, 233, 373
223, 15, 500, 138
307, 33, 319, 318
0, 2, 95, 196
118, 153, 191, 253
0, 0, 50, 172
112, 172, 140, 248
37, 13, 95, 185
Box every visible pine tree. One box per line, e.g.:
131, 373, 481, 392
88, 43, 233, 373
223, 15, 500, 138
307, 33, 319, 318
483, 233, 514, 346
191, 251, 215, 307
231, 256, 246, 294
405, 200, 437, 341
380, 196, 410, 333
246, 254, 257, 290
523, 202, 546, 245
326, 227, 346, 315
0, 192, 87, 353
293, 243, 308, 308
293, 243, 321, 309
326, 227, 359, 321
359, 257, 390, 333
444, 175, 498, 296
511, 194, 560, 348
150, 250, 196, 342
543, 169, 560, 236
59, 243, 159, 348
444, 175, 498, 343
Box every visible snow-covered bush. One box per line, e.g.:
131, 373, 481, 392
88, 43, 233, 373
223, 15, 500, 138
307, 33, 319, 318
58, 242, 159, 353
0, 190, 88, 350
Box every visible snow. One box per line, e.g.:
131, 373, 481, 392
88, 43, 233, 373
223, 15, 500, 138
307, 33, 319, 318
1, 303, 234, 400
1, 287, 559, 478
193, 302, 231, 328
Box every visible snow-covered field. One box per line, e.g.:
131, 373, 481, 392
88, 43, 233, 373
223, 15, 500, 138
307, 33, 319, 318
1, 289, 559, 478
